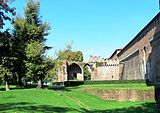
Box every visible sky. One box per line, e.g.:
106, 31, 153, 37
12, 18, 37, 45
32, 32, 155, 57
6, 0, 159, 61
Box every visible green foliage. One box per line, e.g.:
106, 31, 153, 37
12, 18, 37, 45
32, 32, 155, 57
13, 17, 50, 43
0, 65, 12, 84
0, 0, 51, 87
96, 62, 104, 67
0, 31, 16, 84
44, 57, 56, 80
25, 0, 40, 25
83, 66, 91, 80
57, 50, 83, 62
12, 0, 51, 88
56, 42, 83, 62
25, 41, 44, 59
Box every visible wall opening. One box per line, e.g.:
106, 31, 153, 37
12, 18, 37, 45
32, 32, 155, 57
83, 63, 92, 80
67, 63, 82, 80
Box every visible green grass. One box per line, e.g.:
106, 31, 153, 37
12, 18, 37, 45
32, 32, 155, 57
68, 83, 154, 90
0, 85, 17, 90
0, 88, 156, 113
84, 80, 146, 85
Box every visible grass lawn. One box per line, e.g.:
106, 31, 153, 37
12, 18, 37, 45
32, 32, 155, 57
0, 88, 156, 113
68, 83, 154, 90
0, 85, 16, 89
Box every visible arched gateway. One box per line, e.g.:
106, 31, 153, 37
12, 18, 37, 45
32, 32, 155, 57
55, 61, 86, 82
67, 63, 83, 81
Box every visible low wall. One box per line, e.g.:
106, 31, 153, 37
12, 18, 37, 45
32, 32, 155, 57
82, 89, 154, 101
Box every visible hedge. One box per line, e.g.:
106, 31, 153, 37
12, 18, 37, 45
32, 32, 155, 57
53, 79, 146, 87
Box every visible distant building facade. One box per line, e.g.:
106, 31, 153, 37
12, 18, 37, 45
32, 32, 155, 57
89, 56, 119, 81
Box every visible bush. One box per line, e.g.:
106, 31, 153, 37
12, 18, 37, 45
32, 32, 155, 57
53, 80, 145, 87
64, 81, 84, 87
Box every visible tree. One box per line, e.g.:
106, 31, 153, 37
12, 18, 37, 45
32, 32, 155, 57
0, 30, 15, 90
83, 66, 91, 80
13, 0, 50, 88
43, 57, 56, 83
0, 0, 16, 28
25, 42, 55, 88
57, 50, 83, 62
0, 65, 12, 90
25, 40, 45, 88
12, 17, 28, 86
57, 43, 83, 62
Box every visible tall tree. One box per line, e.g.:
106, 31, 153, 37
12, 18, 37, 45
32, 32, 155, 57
25, 40, 45, 88
12, 17, 28, 86
13, 0, 50, 88
0, 30, 15, 90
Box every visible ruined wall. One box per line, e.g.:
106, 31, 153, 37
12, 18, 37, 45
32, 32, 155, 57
55, 61, 84, 82
55, 61, 68, 82
82, 89, 154, 101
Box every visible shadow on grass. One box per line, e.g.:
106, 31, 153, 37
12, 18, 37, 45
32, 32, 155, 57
0, 102, 80, 113
0, 102, 156, 113
85, 102, 156, 113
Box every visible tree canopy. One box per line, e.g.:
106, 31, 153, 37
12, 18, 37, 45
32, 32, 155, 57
57, 43, 83, 62
0, 0, 53, 90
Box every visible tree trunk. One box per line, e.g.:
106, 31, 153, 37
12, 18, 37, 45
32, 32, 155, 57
6, 81, 10, 91
17, 73, 24, 87
36, 77, 43, 89
23, 77, 28, 88
4, 74, 10, 91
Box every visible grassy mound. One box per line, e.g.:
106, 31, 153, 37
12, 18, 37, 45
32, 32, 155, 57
68, 83, 154, 90
0, 88, 156, 113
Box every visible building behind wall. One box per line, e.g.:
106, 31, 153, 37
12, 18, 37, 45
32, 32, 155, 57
89, 55, 120, 81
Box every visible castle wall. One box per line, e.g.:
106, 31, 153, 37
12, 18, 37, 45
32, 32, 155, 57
118, 13, 160, 82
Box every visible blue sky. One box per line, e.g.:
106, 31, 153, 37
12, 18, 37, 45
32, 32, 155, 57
7, 0, 159, 61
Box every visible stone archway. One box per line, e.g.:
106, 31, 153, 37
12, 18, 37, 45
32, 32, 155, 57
67, 63, 83, 81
